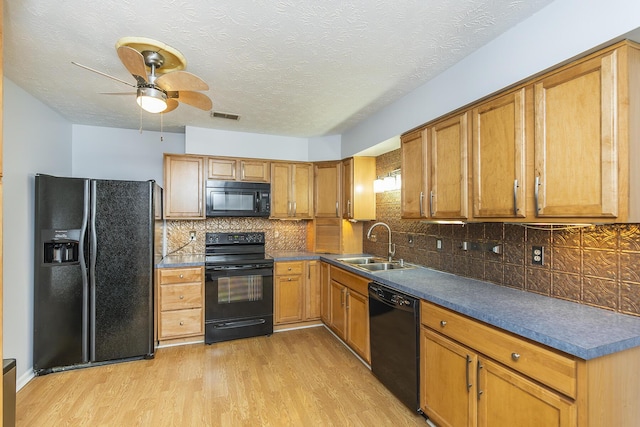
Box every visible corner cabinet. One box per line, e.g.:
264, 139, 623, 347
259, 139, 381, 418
342, 157, 376, 221
270, 162, 314, 219
401, 113, 469, 220
163, 154, 205, 219
274, 260, 320, 326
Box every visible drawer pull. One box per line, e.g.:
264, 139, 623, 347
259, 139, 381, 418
179, 295, 184, 299
440, 320, 447, 327
288, 267, 292, 271
179, 321, 184, 326
511, 352, 520, 361
288, 278, 292, 281
179, 274, 184, 278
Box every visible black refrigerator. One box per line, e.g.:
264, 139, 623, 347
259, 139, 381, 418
33, 174, 162, 375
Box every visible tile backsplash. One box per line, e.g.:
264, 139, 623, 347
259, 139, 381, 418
165, 218, 308, 256
364, 149, 640, 317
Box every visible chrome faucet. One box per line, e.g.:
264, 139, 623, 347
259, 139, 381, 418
366, 222, 396, 262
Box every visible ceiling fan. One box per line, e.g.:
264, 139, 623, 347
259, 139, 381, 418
73, 37, 212, 114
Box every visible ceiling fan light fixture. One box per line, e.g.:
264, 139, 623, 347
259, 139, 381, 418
136, 87, 167, 113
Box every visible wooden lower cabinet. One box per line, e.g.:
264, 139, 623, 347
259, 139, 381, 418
157, 266, 204, 345
327, 265, 370, 363
420, 300, 640, 427
274, 260, 320, 325
421, 328, 575, 427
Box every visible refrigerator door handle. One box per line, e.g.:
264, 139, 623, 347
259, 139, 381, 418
79, 179, 91, 364
89, 180, 98, 361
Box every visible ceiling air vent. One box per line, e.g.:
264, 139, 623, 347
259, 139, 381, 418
210, 111, 241, 121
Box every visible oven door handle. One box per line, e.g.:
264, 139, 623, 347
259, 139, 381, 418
212, 318, 267, 330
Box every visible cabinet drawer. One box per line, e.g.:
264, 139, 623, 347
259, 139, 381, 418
159, 267, 202, 284
421, 301, 577, 398
159, 308, 203, 338
275, 261, 304, 276
160, 283, 202, 311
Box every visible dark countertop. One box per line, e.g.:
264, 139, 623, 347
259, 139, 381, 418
158, 250, 640, 360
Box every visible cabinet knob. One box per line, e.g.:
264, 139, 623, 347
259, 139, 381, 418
511, 352, 520, 361
440, 320, 447, 327
179, 295, 184, 299
179, 321, 184, 326
179, 274, 184, 278
288, 278, 292, 281
288, 267, 292, 271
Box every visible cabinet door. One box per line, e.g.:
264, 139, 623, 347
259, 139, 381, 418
427, 112, 469, 219
320, 263, 331, 324
329, 280, 347, 339
164, 155, 204, 219
477, 358, 576, 427
401, 130, 427, 219
240, 160, 270, 182
314, 162, 341, 218
208, 158, 237, 180
342, 158, 354, 219
346, 290, 370, 363
292, 163, 313, 219
421, 327, 477, 427
472, 88, 528, 219
274, 275, 304, 324
270, 163, 292, 218
534, 50, 618, 218
306, 260, 321, 320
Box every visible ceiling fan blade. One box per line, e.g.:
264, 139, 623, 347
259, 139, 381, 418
72, 62, 137, 88
156, 71, 209, 92
164, 99, 180, 113
173, 91, 213, 111
117, 46, 148, 85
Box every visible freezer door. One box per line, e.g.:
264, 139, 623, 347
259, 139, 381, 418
90, 180, 155, 362
33, 175, 90, 372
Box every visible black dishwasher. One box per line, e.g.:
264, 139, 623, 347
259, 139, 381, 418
368, 282, 420, 412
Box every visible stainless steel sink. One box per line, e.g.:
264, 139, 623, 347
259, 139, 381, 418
336, 256, 387, 265
337, 257, 414, 271
357, 262, 412, 271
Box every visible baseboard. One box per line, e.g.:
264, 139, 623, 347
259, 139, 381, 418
17, 369, 35, 392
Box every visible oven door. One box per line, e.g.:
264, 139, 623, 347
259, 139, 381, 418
205, 265, 274, 343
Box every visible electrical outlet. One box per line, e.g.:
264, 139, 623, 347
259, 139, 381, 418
408, 234, 414, 246
369, 234, 377, 242
436, 238, 443, 250
532, 246, 544, 265
190, 231, 196, 241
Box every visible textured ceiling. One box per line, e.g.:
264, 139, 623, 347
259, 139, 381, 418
4, 0, 555, 138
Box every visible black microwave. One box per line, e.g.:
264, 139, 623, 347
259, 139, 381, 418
206, 180, 271, 217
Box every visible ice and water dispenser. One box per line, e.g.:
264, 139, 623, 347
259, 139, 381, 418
41, 229, 80, 264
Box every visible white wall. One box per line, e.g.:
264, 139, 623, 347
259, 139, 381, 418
72, 125, 185, 186
308, 134, 342, 162
185, 126, 310, 161
341, 0, 640, 156
2, 78, 73, 387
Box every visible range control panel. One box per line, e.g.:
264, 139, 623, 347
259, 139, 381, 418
205, 232, 265, 245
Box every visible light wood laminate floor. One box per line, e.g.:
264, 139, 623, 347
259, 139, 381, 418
17, 326, 426, 426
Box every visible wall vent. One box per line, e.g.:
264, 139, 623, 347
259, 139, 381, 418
210, 111, 241, 121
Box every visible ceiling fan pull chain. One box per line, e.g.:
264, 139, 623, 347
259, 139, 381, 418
139, 104, 143, 134
160, 112, 164, 142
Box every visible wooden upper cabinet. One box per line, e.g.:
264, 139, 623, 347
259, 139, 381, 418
427, 112, 469, 220
208, 157, 270, 182
342, 157, 376, 221
270, 162, 313, 219
314, 161, 341, 218
401, 129, 427, 219
164, 154, 205, 219
472, 87, 529, 219
534, 50, 619, 219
